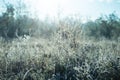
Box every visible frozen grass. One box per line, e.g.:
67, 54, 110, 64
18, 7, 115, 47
0, 27, 120, 80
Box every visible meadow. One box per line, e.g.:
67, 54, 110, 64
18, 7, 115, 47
0, 25, 120, 80
0, 4, 120, 79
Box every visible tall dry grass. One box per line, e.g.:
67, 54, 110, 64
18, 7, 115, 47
0, 25, 120, 80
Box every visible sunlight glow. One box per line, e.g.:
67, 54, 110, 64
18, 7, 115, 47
24, 0, 120, 21
26, 0, 88, 20
27, 0, 67, 20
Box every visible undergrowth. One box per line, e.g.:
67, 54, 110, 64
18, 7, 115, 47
0, 27, 120, 80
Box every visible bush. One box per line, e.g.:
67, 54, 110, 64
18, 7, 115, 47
0, 4, 40, 39
84, 13, 120, 40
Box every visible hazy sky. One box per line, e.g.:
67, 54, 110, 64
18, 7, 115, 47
0, 0, 120, 20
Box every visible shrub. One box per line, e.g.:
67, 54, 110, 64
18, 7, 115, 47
84, 13, 120, 40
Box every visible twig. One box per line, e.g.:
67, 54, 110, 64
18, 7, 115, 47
22, 68, 33, 80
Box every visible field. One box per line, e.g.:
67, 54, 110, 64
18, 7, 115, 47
0, 0, 120, 79
0, 26, 120, 80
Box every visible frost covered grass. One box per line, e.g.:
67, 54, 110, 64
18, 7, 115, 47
0, 27, 120, 80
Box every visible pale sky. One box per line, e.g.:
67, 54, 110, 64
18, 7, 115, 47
0, 0, 120, 21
